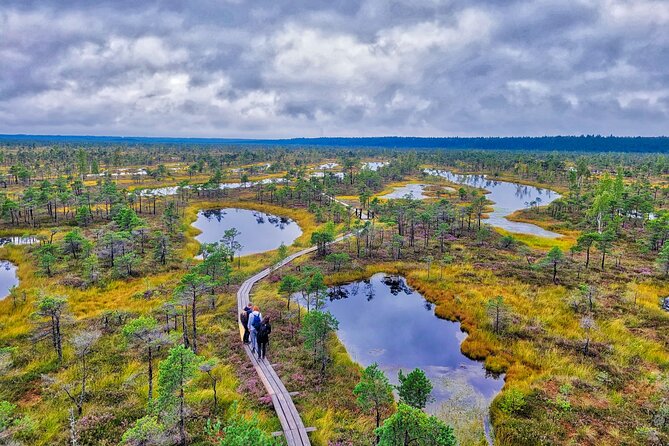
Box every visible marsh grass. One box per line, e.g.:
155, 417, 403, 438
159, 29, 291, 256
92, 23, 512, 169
279, 242, 669, 445
0, 192, 335, 444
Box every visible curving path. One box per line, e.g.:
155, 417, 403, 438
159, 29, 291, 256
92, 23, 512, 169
237, 235, 350, 445
236, 247, 316, 445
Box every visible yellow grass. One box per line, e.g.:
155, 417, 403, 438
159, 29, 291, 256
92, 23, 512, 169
495, 227, 576, 251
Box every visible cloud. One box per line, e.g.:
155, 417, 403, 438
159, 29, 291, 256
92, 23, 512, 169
0, 0, 667, 137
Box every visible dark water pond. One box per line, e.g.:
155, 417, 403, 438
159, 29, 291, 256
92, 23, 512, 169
323, 273, 503, 429
0, 260, 19, 300
425, 169, 561, 238
192, 208, 302, 256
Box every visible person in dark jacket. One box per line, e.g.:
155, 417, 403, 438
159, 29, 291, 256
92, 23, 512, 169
240, 302, 253, 344
257, 317, 272, 360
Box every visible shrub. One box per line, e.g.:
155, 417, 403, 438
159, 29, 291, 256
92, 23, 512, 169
499, 388, 526, 415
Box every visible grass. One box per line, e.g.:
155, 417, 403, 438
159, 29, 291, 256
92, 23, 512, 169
495, 227, 576, 251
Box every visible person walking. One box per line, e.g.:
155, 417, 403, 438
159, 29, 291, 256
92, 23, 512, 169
240, 302, 253, 344
248, 306, 262, 353
257, 317, 272, 360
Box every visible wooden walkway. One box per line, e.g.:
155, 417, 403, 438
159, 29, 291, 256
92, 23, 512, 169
235, 188, 359, 444
236, 245, 319, 445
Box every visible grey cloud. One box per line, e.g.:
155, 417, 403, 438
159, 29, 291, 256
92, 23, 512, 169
0, 0, 668, 137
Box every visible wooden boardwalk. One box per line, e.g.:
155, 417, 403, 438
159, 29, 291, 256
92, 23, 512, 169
236, 245, 319, 446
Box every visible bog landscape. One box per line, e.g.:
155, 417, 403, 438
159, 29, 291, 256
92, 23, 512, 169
0, 137, 666, 446
1, 1, 668, 445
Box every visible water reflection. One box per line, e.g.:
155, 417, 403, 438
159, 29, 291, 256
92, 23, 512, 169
0, 260, 19, 300
381, 184, 429, 200
321, 273, 504, 419
0, 236, 37, 246
425, 169, 562, 237
192, 208, 302, 257
138, 178, 286, 197
363, 161, 388, 171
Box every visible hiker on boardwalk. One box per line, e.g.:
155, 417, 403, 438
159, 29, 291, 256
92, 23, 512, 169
248, 306, 262, 353
240, 302, 253, 344
257, 317, 272, 360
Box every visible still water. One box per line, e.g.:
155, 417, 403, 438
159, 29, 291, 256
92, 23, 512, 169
0, 260, 19, 300
425, 169, 562, 238
138, 178, 286, 197
192, 208, 302, 256
324, 273, 503, 426
363, 161, 388, 171
0, 236, 37, 246
381, 183, 429, 199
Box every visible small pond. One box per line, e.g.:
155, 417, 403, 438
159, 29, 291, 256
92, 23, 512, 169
0, 236, 37, 247
311, 171, 345, 179
318, 162, 339, 169
363, 161, 388, 171
192, 208, 302, 257
322, 273, 503, 436
381, 183, 429, 200
425, 169, 562, 238
0, 260, 19, 300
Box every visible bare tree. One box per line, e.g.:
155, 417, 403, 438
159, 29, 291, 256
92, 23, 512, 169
123, 317, 170, 402
34, 295, 68, 362
487, 295, 508, 335
64, 330, 102, 416
580, 316, 595, 356
199, 359, 218, 412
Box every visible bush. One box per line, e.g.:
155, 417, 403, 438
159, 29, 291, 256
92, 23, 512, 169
376, 403, 455, 446
0, 400, 16, 431
499, 388, 526, 415
121, 415, 168, 446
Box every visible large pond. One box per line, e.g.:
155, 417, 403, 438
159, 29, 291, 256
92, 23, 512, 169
323, 273, 503, 437
381, 183, 429, 199
425, 169, 562, 238
0, 260, 19, 300
192, 208, 302, 256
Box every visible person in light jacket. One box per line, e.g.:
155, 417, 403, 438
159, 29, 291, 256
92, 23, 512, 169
248, 306, 262, 353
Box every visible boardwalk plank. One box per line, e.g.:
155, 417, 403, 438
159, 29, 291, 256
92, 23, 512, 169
235, 232, 351, 445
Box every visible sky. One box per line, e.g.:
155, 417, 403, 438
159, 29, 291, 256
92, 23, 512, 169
1, 0, 668, 138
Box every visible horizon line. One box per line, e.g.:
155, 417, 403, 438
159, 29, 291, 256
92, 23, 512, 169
1, 133, 668, 141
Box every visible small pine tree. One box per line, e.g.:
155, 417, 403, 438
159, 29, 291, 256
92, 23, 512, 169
396, 368, 433, 410
154, 345, 203, 445
376, 403, 456, 446
656, 243, 669, 276
301, 310, 338, 379
204, 402, 278, 446
354, 363, 394, 442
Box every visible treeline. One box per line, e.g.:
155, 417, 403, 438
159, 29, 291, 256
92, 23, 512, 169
0, 140, 668, 189
276, 136, 669, 153
2, 134, 669, 152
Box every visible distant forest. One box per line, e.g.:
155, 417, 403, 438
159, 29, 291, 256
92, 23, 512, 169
1, 134, 668, 153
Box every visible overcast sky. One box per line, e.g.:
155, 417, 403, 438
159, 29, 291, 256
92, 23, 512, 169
1, 0, 668, 138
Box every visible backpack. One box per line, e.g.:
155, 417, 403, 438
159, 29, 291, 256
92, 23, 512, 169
251, 314, 262, 330
240, 312, 248, 325
258, 323, 270, 338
